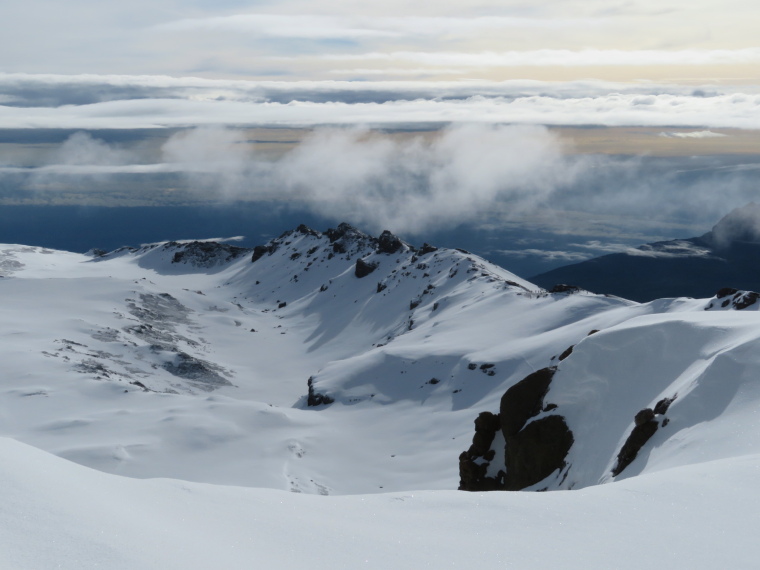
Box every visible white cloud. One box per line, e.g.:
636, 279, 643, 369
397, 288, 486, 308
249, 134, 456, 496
658, 130, 728, 139
51, 132, 133, 166
267, 124, 572, 232
496, 249, 592, 261
5, 89, 760, 130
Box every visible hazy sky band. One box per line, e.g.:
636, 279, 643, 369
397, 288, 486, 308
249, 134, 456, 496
3, 1, 760, 83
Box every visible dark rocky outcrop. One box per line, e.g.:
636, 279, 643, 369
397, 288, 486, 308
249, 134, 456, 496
612, 409, 658, 477
458, 412, 504, 491
460, 366, 573, 492
503, 415, 573, 491
251, 243, 277, 263
716, 287, 739, 299
376, 230, 403, 254
325, 222, 362, 243
419, 243, 438, 255
653, 395, 676, 415
706, 288, 760, 310
171, 241, 250, 267
499, 367, 573, 490
548, 284, 582, 294
307, 377, 334, 407
355, 258, 378, 278
499, 367, 556, 438
612, 396, 676, 477
295, 224, 320, 237
558, 345, 574, 361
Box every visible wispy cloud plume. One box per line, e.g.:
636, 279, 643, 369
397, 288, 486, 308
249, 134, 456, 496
7, 124, 760, 238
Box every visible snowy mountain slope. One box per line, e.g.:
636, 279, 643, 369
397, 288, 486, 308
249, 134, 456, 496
2, 224, 760, 501
3, 436, 760, 570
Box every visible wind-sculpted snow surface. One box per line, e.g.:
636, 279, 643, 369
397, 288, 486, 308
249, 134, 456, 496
1, 225, 760, 503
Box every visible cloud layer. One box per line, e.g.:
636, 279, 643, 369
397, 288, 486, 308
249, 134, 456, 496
2, 73, 760, 129
6, 125, 760, 239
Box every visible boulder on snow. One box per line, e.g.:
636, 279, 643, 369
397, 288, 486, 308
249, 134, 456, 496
307, 377, 335, 407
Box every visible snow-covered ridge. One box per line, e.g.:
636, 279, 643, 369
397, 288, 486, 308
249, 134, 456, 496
1, 223, 760, 503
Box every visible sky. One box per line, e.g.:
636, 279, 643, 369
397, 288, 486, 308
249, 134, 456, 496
2, 0, 760, 129
2, 0, 760, 268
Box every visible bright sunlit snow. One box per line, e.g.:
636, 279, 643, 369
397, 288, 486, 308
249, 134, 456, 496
1, 225, 759, 567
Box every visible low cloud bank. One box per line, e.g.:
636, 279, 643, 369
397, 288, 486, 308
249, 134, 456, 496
7, 126, 760, 238
2, 73, 760, 129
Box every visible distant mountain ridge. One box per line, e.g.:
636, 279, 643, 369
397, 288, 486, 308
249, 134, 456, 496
531, 203, 760, 301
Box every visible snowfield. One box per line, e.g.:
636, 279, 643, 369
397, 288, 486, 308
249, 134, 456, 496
1, 224, 760, 567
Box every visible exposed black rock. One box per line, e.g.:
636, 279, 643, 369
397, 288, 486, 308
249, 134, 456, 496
548, 284, 582, 294
485, 366, 573, 490
355, 258, 378, 278
612, 410, 659, 477
161, 351, 233, 390
504, 415, 573, 491
716, 287, 739, 298
467, 363, 477, 370
377, 230, 403, 254
558, 345, 574, 361
733, 291, 760, 310
480, 363, 495, 371
707, 288, 760, 311
307, 377, 334, 407
461, 366, 573, 492
325, 222, 358, 243
418, 243, 438, 256
634, 408, 655, 426
278, 302, 287, 309
171, 241, 250, 267
459, 412, 504, 491
252, 243, 277, 263
376, 282, 387, 293
654, 395, 676, 415
296, 224, 320, 237
499, 367, 556, 438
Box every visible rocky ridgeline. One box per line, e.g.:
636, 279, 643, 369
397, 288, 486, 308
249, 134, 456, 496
247, 223, 537, 408
169, 241, 250, 267
704, 287, 760, 311
97, 240, 251, 269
